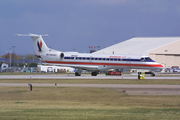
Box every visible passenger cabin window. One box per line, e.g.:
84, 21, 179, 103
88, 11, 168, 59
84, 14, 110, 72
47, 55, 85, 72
110, 58, 114, 61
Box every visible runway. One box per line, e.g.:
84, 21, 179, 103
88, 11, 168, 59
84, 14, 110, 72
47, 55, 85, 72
1, 74, 180, 79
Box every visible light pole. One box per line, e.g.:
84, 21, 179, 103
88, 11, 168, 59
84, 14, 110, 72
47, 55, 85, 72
12, 46, 15, 67
12, 46, 16, 69
9, 48, 11, 68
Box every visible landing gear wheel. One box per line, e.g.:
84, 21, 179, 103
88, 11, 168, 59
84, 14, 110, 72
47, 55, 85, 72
151, 73, 155, 76
91, 72, 97, 76
75, 72, 81, 76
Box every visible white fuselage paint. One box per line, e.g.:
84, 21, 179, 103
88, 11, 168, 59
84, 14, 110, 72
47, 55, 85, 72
41, 52, 163, 71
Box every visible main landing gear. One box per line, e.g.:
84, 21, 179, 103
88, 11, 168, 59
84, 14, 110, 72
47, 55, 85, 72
91, 71, 98, 76
75, 69, 82, 76
75, 72, 81, 76
74, 70, 99, 76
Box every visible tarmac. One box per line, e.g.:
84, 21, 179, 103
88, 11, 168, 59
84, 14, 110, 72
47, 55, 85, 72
1, 74, 180, 79
0, 74, 180, 95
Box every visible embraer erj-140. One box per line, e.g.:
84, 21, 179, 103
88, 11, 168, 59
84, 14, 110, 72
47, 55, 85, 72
16, 34, 163, 76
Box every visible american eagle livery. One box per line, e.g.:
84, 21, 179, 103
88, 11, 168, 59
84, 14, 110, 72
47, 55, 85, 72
16, 34, 163, 76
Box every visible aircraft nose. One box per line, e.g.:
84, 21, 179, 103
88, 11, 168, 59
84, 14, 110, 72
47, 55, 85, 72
157, 62, 164, 69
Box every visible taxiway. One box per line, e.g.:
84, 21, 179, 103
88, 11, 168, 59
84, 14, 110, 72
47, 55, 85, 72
1, 74, 180, 79
1, 74, 180, 95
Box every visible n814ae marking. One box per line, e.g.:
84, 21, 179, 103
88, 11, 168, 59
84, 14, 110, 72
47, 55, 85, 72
16, 33, 163, 76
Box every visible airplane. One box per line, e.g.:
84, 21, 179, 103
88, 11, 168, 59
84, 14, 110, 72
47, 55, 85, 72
16, 33, 163, 76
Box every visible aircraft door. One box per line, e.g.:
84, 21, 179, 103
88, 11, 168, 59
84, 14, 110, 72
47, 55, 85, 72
126, 57, 131, 69
89, 56, 93, 62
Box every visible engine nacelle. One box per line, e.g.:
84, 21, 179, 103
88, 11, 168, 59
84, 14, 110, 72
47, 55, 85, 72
59, 52, 78, 60
60, 53, 64, 59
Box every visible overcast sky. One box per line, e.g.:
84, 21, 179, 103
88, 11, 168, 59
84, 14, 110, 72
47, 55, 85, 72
1, 0, 180, 55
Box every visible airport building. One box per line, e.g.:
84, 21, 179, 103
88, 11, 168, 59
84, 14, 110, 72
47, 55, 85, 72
0, 58, 5, 62
95, 37, 180, 68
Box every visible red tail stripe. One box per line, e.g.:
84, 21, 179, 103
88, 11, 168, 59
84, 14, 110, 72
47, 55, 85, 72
40, 40, 42, 48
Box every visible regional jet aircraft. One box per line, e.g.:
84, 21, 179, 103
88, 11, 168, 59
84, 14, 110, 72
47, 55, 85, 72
16, 34, 163, 76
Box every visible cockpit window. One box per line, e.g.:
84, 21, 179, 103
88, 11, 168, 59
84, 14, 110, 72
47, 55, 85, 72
145, 57, 152, 61
141, 58, 145, 61
141, 57, 152, 61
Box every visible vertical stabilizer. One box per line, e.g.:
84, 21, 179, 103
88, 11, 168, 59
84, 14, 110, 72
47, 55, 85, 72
30, 34, 49, 54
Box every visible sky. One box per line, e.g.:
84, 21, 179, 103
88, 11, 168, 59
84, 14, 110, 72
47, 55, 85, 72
1, 0, 180, 55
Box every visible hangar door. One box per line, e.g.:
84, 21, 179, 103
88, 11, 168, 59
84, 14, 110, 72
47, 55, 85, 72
155, 54, 180, 68
165, 55, 174, 68
155, 55, 165, 65
174, 55, 180, 67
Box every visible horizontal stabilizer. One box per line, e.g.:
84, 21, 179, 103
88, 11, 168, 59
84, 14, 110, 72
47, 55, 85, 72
15, 33, 48, 37
16, 33, 50, 54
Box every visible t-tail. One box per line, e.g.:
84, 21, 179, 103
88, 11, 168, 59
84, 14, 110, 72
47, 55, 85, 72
16, 33, 49, 55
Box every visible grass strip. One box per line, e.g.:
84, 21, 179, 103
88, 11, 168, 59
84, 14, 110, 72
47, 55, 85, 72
0, 87, 180, 119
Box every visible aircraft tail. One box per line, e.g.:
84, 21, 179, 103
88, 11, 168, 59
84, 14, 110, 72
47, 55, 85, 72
16, 33, 49, 54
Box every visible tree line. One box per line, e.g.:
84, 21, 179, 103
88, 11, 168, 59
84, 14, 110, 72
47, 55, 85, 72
1, 53, 38, 67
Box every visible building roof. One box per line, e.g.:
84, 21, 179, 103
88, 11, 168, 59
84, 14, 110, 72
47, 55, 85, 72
94, 37, 180, 55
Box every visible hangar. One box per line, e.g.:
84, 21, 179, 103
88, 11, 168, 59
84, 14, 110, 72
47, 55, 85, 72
95, 37, 180, 68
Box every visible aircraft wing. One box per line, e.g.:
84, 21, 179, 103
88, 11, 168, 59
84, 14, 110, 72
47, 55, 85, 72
42, 63, 99, 71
